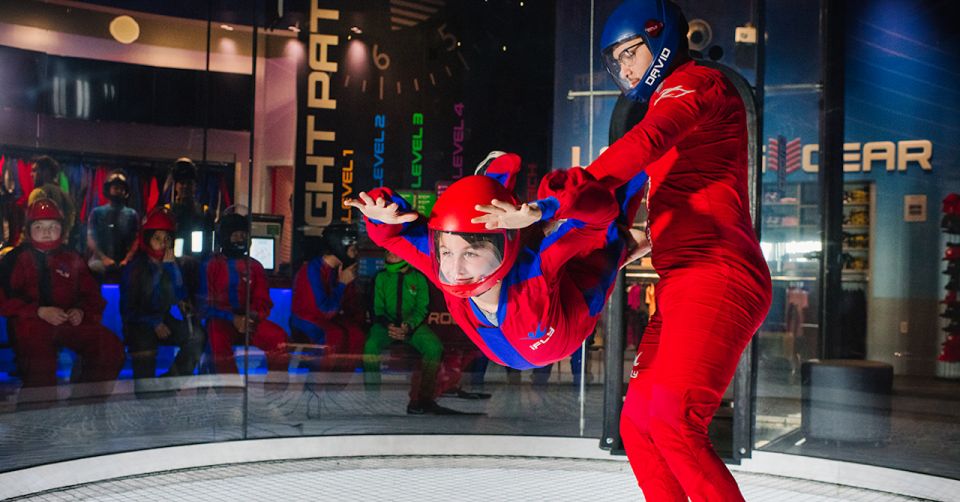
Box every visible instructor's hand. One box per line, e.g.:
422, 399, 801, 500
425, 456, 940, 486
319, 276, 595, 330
472, 199, 541, 230
345, 192, 419, 225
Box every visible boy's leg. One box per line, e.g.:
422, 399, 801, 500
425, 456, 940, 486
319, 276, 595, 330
339, 317, 367, 372
61, 323, 124, 384
250, 320, 290, 372
125, 323, 160, 379
11, 318, 60, 388
207, 319, 240, 373
164, 315, 205, 377
363, 323, 392, 388
562, 169, 650, 320
406, 325, 442, 402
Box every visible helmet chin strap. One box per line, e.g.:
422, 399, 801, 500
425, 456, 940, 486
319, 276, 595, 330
471, 279, 500, 298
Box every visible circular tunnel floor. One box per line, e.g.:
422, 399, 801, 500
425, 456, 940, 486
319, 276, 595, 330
14, 456, 926, 501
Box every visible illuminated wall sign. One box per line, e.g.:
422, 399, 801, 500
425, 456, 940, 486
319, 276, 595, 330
373, 114, 386, 187
452, 103, 465, 179
340, 149, 354, 222
295, 5, 340, 239
411, 112, 424, 189
763, 139, 933, 174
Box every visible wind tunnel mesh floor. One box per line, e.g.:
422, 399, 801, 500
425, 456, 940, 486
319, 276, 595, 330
12, 456, 929, 501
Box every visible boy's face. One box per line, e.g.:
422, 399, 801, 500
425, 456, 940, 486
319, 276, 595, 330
149, 230, 171, 253
437, 232, 501, 285
174, 180, 195, 203
30, 220, 62, 244
612, 37, 654, 89
385, 250, 403, 264
108, 184, 126, 200
230, 230, 248, 244
30, 164, 44, 186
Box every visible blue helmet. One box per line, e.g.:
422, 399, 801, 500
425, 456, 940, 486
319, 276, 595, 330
600, 0, 685, 102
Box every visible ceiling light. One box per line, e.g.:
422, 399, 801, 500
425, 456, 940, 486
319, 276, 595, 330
109, 15, 140, 44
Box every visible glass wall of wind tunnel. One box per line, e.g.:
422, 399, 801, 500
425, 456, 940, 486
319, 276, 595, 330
255, 0, 576, 440
552, 0, 762, 460
0, 1, 251, 471
751, 0, 824, 454
754, 0, 960, 481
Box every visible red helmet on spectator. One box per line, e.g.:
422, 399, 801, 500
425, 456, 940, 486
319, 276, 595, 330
25, 198, 64, 251
139, 207, 176, 260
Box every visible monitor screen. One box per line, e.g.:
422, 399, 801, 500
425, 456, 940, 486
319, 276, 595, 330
174, 238, 184, 258
250, 237, 275, 270
191, 231, 204, 253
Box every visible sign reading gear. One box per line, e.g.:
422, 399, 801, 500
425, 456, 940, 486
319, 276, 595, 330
762, 139, 933, 173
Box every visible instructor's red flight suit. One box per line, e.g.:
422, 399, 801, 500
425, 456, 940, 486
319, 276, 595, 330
587, 60, 772, 501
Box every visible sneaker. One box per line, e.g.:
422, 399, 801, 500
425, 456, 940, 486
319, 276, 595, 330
441, 388, 492, 400
620, 227, 651, 270
407, 400, 482, 415
474, 150, 507, 176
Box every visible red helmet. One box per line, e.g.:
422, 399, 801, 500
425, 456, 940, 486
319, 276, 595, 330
142, 206, 176, 233
25, 198, 64, 251
944, 193, 960, 215
427, 175, 522, 298
27, 198, 64, 224
946, 244, 960, 261
139, 207, 176, 260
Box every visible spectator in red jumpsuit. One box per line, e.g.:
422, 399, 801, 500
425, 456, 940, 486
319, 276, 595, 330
290, 223, 365, 373
201, 212, 289, 375
345, 152, 649, 371
583, 1, 773, 500
0, 199, 123, 406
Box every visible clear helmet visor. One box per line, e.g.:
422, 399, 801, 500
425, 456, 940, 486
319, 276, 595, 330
432, 231, 506, 287
601, 35, 649, 95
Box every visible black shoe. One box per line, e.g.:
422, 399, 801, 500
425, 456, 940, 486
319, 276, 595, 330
942, 306, 960, 319
943, 215, 960, 234
407, 400, 482, 415
441, 388, 492, 400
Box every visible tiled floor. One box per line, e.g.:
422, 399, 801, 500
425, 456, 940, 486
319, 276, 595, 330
9, 457, 931, 501
755, 375, 960, 479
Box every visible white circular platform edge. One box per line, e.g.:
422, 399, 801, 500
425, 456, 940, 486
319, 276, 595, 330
1, 436, 956, 501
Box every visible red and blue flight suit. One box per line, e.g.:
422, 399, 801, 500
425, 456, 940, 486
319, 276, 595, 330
361, 153, 646, 371
589, 1, 773, 500
201, 213, 289, 374
290, 224, 366, 373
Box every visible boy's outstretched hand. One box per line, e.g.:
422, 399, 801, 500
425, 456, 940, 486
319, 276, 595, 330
472, 199, 541, 230
345, 192, 419, 224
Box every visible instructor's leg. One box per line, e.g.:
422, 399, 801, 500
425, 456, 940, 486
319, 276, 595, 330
620, 311, 687, 501
645, 270, 769, 502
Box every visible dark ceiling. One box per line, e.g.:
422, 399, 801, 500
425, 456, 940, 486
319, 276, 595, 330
74, 0, 305, 29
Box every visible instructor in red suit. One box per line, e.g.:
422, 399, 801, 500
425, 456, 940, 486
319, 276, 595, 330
588, 1, 772, 500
